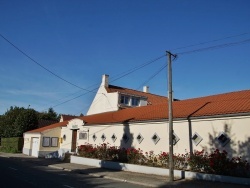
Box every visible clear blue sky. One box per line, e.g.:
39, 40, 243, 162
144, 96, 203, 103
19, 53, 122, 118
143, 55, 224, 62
1, 0, 250, 116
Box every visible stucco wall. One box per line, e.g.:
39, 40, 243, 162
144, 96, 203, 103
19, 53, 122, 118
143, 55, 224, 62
39, 127, 61, 152
87, 85, 119, 115
74, 115, 250, 161
23, 132, 41, 155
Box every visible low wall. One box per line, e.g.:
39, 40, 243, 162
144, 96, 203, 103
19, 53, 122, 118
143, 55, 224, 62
71, 156, 250, 185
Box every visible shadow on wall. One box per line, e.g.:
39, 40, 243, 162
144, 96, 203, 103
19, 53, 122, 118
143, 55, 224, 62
100, 121, 134, 170
202, 123, 250, 161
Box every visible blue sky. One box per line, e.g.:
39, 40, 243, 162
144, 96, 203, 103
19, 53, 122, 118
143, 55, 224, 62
0, 0, 250, 116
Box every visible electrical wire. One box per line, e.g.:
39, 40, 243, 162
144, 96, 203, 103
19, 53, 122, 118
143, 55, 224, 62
136, 63, 167, 90
176, 38, 250, 55
171, 32, 250, 51
0, 33, 93, 92
109, 55, 166, 83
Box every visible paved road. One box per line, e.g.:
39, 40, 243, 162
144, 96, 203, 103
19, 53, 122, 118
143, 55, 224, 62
0, 156, 145, 188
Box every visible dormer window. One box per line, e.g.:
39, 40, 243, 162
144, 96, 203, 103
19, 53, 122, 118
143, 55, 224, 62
120, 95, 129, 105
119, 94, 145, 107
131, 97, 140, 106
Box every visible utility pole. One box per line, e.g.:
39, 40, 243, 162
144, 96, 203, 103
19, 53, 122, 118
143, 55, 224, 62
167, 51, 176, 182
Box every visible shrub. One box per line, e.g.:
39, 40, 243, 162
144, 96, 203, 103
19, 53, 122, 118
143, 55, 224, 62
77, 144, 249, 178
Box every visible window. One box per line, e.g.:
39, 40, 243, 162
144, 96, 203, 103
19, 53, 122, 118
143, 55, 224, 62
136, 133, 144, 144
120, 95, 129, 105
42, 137, 50, 147
172, 132, 180, 145
122, 133, 129, 143
217, 132, 230, 146
192, 132, 203, 146
111, 134, 117, 143
92, 134, 97, 141
152, 133, 160, 145
79, 132, 87, 140
101, 134, 106, 142
51, 137, 58, 147
131, 97, 140, 106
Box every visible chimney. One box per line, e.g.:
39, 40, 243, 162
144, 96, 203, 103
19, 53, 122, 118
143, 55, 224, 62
143, 86, 149, 93
102, 74, 109, 87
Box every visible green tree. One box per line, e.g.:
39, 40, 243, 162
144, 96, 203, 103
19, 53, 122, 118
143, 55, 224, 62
0, 106, 38, 138
38, 107, 59, 121
14, 109, 38, 137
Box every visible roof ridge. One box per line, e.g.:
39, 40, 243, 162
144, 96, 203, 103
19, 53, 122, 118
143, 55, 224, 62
182, 89, 250, 101
108, 84, 167, 98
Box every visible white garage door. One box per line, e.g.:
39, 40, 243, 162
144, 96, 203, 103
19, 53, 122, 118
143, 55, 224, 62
31, 137, 39, 157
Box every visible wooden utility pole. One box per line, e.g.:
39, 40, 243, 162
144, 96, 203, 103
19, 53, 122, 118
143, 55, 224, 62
167, 51, 175, 182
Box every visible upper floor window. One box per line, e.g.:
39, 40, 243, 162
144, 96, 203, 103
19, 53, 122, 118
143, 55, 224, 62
120, 95, 129, 105
131, 97, 140, 106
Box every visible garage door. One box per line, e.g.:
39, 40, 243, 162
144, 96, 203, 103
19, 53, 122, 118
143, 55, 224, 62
31, 137, 39, 157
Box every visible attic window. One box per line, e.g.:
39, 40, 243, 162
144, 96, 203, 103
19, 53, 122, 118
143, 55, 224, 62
217, 132, 230, 146
120, 95, 129, 105
111, 134, 117, 143
131, 97, 140, 106
192, 132, 203, 146
136, 133, 144, 144
152, 133, 160, 145
173, 132, 180, 145
122, 133, 129, 143
101, 134, 106, 142
92, 134, 97, 142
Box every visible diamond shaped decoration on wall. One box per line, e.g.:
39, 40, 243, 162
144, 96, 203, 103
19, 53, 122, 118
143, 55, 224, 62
173, 132, 180, 145
192, 132, 203, 146
101, 134, 106, 142
92, 134, 97, 142
122, 133, 129, 143
217, 132, 230, 146
136, 133, 144, 144
111, 134, 117, 143
152, 133, 160, 145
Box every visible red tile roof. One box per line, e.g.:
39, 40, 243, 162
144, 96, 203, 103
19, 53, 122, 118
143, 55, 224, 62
26, 121, 68, 133
106, 85, 168, 105
79, 89, 250, 124
60, 114, 79, 121
27, 89, 250, 133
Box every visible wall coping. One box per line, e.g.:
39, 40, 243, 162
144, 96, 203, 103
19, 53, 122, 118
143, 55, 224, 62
71, 155, 250, 185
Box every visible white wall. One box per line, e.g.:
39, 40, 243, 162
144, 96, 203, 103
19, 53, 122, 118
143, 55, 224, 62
87, 85, 119, 115
74, 115, 250, 161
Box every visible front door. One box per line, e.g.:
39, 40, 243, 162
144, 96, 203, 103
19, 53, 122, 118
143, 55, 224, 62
71, 130, 77, 152
31, 137, 39, 157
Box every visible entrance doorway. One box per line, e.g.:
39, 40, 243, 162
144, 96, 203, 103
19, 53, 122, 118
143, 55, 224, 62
71, 130, 77, 152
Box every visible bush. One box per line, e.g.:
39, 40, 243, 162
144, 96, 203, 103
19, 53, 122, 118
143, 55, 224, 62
0, 137, 23, 153
77, 143, 250, 178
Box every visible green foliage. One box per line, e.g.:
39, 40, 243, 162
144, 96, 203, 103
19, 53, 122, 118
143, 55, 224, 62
77, 143, 250, 178
0, 106, 59, 138
14, 109, 38, 137
0, 137, 24, 153
38, 108, 59, 121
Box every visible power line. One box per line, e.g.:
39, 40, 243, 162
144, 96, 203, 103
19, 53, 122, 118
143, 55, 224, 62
0, 33, 93, 92
171, 32, 250, 51
136, 63, 167, 90
176, 38, 250, 55
110, 55, 166, 83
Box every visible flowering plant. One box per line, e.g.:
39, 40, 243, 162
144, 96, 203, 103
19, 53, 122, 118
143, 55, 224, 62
77, 144, 249, 178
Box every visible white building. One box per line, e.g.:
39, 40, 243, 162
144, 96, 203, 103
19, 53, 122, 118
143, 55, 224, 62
23, 75, 250, 161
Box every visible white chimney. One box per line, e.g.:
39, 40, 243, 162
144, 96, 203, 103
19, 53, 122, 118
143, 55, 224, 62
102, 74, 109, 87
143, 86, 149, 93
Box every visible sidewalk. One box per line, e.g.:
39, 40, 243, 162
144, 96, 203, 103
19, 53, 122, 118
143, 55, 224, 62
0, 152, 249, 188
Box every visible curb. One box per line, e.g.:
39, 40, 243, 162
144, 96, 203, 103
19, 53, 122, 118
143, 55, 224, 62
48, 165, 157, 187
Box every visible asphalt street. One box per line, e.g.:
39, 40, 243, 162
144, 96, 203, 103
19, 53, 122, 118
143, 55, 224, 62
0, 156, 145, 188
